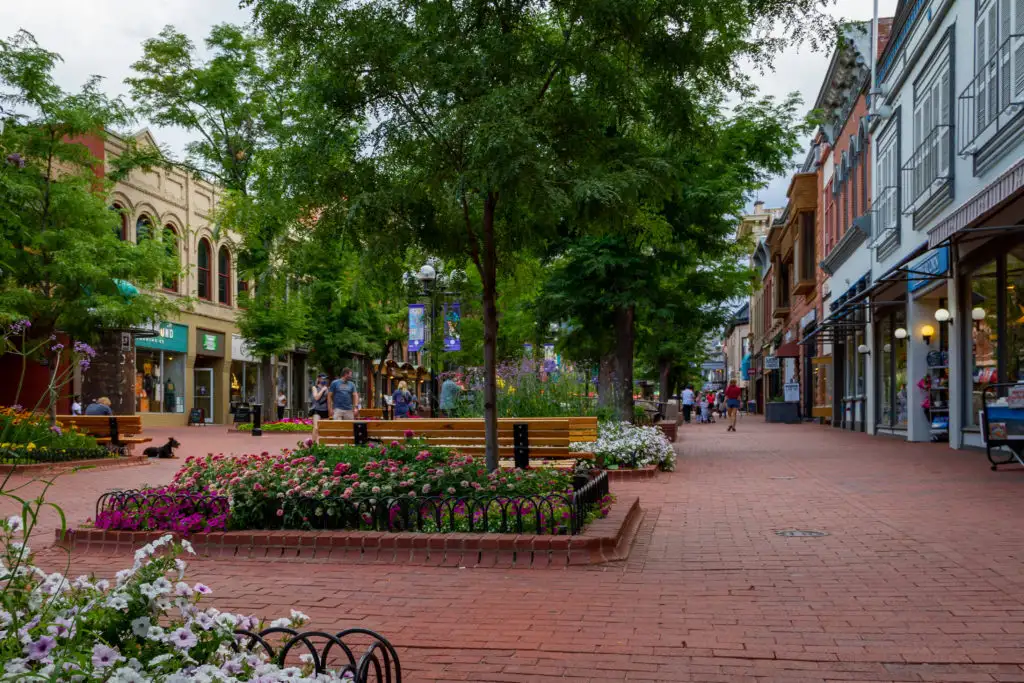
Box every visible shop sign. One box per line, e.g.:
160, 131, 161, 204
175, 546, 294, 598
135, 322, 189, 353
1007, 385, 1024, 409
231, 334, 257, 362
783, 382, 800, 403
764, 356, 780, 370
747, 368, 757, 377
195, 329, 225, 358
908, 246, 949, 293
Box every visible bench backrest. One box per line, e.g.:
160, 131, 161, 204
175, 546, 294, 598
359, 408, 384, 419
318, 417, 597, 460
56, 415, 145, 437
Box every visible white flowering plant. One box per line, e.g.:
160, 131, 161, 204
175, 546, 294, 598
571, 421, 676, 471
0, 514, 354, 682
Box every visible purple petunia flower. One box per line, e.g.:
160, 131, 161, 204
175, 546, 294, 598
92, 643, 123, 669
26, 636, 57, 661
193, 583, 211, 595
6, 153, 25, 168
169, 626, 198, 650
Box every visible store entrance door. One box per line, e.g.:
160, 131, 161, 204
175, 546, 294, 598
194, 368, 214, 424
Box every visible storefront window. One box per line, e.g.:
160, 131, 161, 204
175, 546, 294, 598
135, 350, 185, 413
970, 260, 999, 426
880, 315, 893, 425
1006, 251, 1024, 383
230, 361, 261, 408
855, 329, 866, 396
845, 336, 855, 397
894, 309, 908, 427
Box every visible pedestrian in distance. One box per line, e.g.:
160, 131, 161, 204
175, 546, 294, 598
84, 396, 113, 416
724, 379, 742, 432
276, 389, 287, 421
71, 395, 82, 416
439, 375, 461, 417
392, 380, 413, 418
309, 374, 329, 436
681, 385, 695, 424
328, 368, 360, 420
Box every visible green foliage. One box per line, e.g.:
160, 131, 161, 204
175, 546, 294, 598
0, 407, 99, 451
453, 366, 599, 418
0, 31, 180, 342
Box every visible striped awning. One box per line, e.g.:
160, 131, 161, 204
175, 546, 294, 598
928, 157, 1024, 248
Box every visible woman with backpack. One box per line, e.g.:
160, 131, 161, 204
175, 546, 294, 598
392, 381, 413, 418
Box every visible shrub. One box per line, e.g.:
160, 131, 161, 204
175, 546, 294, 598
0, 443, 110, 465
0, 517, 364, 681
94, 486, 230, 534
572, 421, 676, 471
236, 418, 313, 432
452, 364, 600, 417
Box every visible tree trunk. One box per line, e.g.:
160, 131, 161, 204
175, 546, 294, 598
658, 358, 671, 410
481, 194, 500, 472
597, 353, 616, 408
615, 305, 635, 422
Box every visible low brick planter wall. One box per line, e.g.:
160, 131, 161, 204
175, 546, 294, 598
55, 496, 643, 568
657, 422, 677, 442
604, 465, 659, 481
0, 456, 150, 476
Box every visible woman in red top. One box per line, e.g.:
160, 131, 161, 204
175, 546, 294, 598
724, 379, 742, 432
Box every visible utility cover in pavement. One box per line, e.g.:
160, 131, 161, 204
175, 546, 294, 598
775, 530, 829, 537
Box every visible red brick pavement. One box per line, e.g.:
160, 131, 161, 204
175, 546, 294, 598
10, 421, 1024, 681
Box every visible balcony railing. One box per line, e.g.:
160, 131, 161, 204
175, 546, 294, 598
958, 34, 1024, 156
869, 186, 898, 248
901, 124, 952, 215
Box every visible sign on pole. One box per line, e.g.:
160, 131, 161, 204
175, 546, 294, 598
408, 304, 425, 353
443, 303, 461, 351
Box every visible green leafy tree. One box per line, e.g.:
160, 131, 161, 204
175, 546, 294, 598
0, 30, 179, 418
128, 24, 306, 412
246, 0, 832, 469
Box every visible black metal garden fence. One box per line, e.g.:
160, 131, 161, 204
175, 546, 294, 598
233, 626, 401, 683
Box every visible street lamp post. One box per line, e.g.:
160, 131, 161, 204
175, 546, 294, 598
412, 261, 464, 417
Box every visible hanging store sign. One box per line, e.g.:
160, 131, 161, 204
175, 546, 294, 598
908, 246, 949, 293
408, 304, 426, 353
136, 322, 189, 353
764, 356, 781, 370
443, 302, 461, 352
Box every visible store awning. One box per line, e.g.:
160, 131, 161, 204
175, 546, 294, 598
928, 156, 1024, 248
775, 342, 801, 358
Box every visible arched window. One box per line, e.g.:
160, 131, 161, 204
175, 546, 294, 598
197, 238, 212, 300
162, 225, 179, 292
136, 215, 154, 242
218, 246, 231, 306
111, 205, 127, 240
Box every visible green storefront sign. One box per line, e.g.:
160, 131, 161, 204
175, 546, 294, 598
135, 323, 189, 353
201, 333, 219, 353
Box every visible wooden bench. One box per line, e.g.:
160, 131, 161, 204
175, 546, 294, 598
358, 408, 384, 419
57, 415, 152, 456
317, 417, 598, 466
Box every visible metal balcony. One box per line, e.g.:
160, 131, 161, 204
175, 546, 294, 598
868, 186, 899, 249
901, 124, 952, 215
958, 34, 1024, 157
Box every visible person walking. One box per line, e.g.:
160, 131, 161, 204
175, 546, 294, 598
439, 376, 461, 417
681, 385, 695, 424
310, 374, 329, 435
329, 368, 359, 420
392, 380, 413, 418
276, 390, 287, 421
724, 379, 742, 432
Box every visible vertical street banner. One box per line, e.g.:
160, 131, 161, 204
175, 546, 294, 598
443, 302, 461, 352
408, 304, 425, 353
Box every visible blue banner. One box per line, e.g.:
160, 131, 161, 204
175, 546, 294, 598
443, 303, 461, 352
408, 304, 425, 353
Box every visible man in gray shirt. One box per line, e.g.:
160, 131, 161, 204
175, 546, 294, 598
328, 368, 359, 420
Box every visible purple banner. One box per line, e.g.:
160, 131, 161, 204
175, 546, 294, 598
443, 302, 461, 352
408, 304, 425, 353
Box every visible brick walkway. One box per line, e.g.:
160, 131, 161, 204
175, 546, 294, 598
11, 421, 1024, 681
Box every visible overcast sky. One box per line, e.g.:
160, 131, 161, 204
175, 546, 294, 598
3, 0, 897, 212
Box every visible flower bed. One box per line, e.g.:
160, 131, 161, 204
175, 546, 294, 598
0, 407, 100, 451
2, 517, 398, 681
92, 439, 614, 535
235, 418, 313, 432
572, 421, 676, 471
0, 443, 112, 465
94, 486, 230, 534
